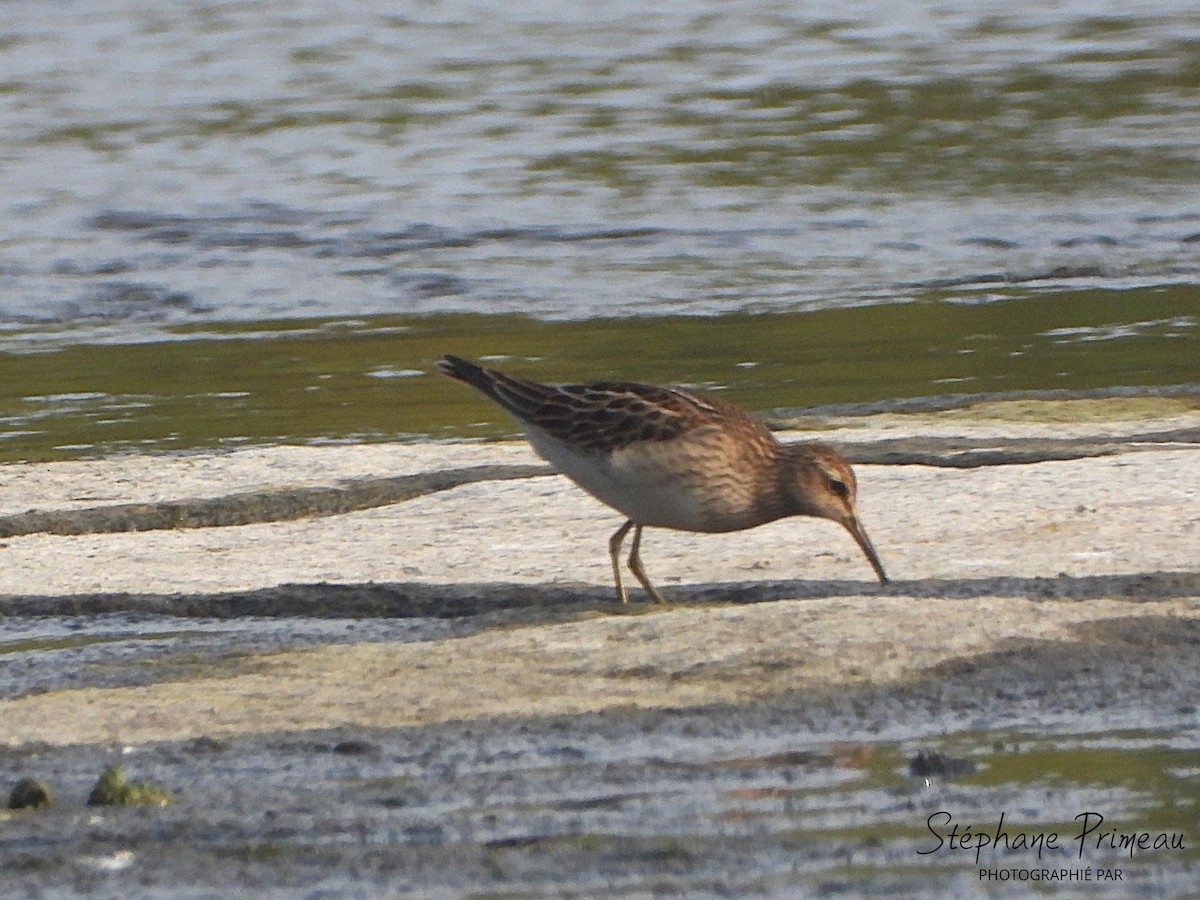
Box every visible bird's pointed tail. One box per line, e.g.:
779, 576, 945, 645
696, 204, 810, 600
436, 354, 491, 391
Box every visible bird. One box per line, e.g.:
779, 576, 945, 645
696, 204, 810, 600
436, 354, 888, 604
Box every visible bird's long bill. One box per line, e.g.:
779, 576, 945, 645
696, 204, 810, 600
842, 516, 889, 584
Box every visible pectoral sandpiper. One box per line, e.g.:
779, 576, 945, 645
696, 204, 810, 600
437, 354, 888, 603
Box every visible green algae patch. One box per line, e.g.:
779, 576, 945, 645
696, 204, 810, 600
87, 766, 172, 807
2, 289, 1197, 463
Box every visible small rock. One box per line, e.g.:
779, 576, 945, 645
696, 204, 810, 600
908, 749, 977, 778
8, 778, 53, 810
184, 736, 229, 754
333, 739, 381, 756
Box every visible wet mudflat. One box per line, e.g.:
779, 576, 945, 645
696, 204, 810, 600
1, 604, 1199, 898
1, 400, 1198, 897
1, 665, 1198, 900
1, 670, 1198, 898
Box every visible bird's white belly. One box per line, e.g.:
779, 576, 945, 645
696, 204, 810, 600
526, 427, 749, 531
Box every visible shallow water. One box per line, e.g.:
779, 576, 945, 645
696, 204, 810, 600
1, 1, 1199, 459
2, 291, 1198, 462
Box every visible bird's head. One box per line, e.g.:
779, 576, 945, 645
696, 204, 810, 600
784, 443, 889, 584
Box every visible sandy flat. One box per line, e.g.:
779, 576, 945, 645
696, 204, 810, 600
0, 401, 1197, 748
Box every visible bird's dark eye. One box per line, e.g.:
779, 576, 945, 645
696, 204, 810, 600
828, 478, 850, 499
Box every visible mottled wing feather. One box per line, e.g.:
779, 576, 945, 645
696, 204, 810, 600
520, 381, 711, 451
438, 355, 743, 452
477, 368, 559, 413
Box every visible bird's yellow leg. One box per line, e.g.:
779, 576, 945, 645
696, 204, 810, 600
608, 520, 634, 604
627, 524, 669, 605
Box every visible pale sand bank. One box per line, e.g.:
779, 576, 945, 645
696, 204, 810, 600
0, 398, 1197, 748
